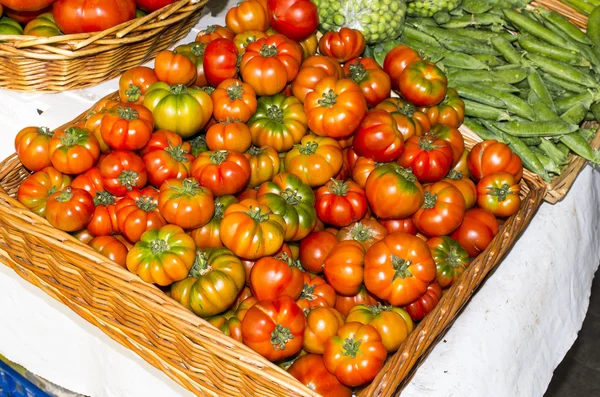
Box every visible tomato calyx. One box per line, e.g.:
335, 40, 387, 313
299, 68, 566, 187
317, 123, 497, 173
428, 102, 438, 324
418, 136, 443, 151
169, 84, 189, 96
329, 178, 350, 196
117, 170, 140, 191
341, 337, 362, 358
317, 89, 338, 108
213, 197, 227, 219
394, 166, 417, 183
259, 44, 279, 58
94, 191, 115, 207
201, 86, 216, 95
280, 188, 302, 205
299, 283, 316, 301
189, 251, 212, 277
391, 255, 413, 280
366, 302, 391, 316
54, 187, 73, 203
125, 84, 142, 102
135, 196, 157, 212
165, 143, 190, 162
204, 25, 218, 34
189, 135, 208, 153
60, 127, 87, 146
150, 238, 170, 255
347, 222, 374, 242
443, 245, 467, 270
37, 126, 53, 137
210, 150, 229, 165
226, 82, 245, 101
276, 252, 304, 270
190, 42, 206, 57
270, 323, 294, 351
421, 191, 438, 209
247, 205, 270, 223
486, 184, 513, 202
298, 141, 318, 155
266, 105, 284, 123
169, 178, 202, 198
117, 106, 140, 121
348, 61, 368, 84
446, 170, 463, 180
246, 145, 265, 156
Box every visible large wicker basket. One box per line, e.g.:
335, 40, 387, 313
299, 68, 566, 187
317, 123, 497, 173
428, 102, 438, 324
0, 91, 546, 397
0, 0, 208, 92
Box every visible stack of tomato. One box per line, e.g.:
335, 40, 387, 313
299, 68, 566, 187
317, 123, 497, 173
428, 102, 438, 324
12, 0, 526, 394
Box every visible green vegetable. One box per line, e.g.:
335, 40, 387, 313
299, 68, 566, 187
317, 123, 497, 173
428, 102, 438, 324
539, 139, 569, 165
471, 53, 507, 67
541, 73, 588, 94
407, 0, 462, 18
440, 13, 506, 28
502, 9, 578, 51
530, 148, 562, 175
517, 33, 590, 67
524, 53, 598, 88
537, 8, 592, 45
520, 137, 543, 146
460, 0, 493, 14
314, 0, 407, 44
0, 17, 24, 35
452, 84, 506, 107
402, 25, 442, 47
492, 120, 580, 137
446, 67, 529, 84
526, 69, 555, 112
463, 99, 512, 121
463, 117, 501, 141
587, 6, 600, 60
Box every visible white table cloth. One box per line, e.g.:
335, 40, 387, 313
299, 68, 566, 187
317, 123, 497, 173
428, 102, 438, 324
0, 1, 599, 396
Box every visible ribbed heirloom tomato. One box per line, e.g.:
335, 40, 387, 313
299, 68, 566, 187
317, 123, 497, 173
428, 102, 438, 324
291, 55, 343, 103
225, 0, 269, 34
141, 130, 195, 188
426, 124, 465, 166
412, 181, 466, 237
468, 139, 524, 182
48, 127, 100, 175
296, 273, 337, 312
89, 235, 128, 268
118, 66, 158, 105
249, 253, 304, 300
240, 34, 303, 96
203, 38, 239, 87
173, 41, 209, 87
206, 121, 252, 153
323, 240, 366, 296
126, 224, 196, 286
375, 97, 430, 137
45, 187, 94, 232
233, 29, 268, 54
476, 172, 522, 218
315, 179, 367, 228
380, 217, 418, 235
170, 247, 246, 317
383, 44, 422, 91
298, 230, 338, 274
427, 236, 469, 288
247, 93, 307, 153
158, 178, 215, 230
336, 219, 388, 250
284, 134, 343, 187
451, 208, 499, 258
318, 28, 366, 63
116, 187, 166, 243
52, 0, 136, 34
256, 172, 317, 241
288, 354, 352, 397
443, 170, 477, 209
404, 282, 443, 321
190, 150, 251, 196
420, 88, 465, 128
343, 57, 391, 108
364, 232, 436, 306
323, 322, 387, 387
14, 126, 53, 171
351, 157, 384, 188
219, 199, 286, 259
241, 295, 306, 361
195, 25, 234, 43
211, 79, 257, 123
190, 195, 238, 249
99, 151, 147, 197
303, 307, 345, 354
398, 60, 448, 107
99, 104, 154, 151
353, 109, 405, 162
365, 163, 424, 219
267, 0, 318, 41
304, 76, 367, 139
398, 135, 454, 184
0, 0, 55, 12
244, 146, 281, 188
153, 49, 197, 86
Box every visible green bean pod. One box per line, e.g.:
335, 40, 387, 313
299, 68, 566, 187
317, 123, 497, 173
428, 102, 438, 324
463, 99, 512, 121
526, 69, 555, 112
491, 35, 522, 65
476, 87, 536, 121
448, 29, 517, 43
587, 6, 600, 60
556, 142, 572, 158
530, 147, 563, 175
446, 67, 529, 84
539, 139, 569, 165
559, 133, 600, 163
462, 117, 502, 141
502, 9, 579, 51
520, 137, 543, 146
471, 53, 507, 67
434, 12, 452, 25
460, 0, 493, 14
452, 84, 506, 107
527, 90, 560, 122
492, 120, 580, 137
441, 13, 506, 29
541, 73, 588, 94
402, 25, 442, 47
517, 33, 590, 67
555, 91, 599, 114
560, 103, 589, 125
537, 8, 592, 45
578, 127, 597, 141
524, 53, 598, 88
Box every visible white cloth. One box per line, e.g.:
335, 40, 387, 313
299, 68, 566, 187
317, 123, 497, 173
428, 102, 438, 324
0, 1, 598, 396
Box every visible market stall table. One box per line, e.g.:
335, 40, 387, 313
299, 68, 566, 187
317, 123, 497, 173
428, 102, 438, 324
0, 1, 599, 396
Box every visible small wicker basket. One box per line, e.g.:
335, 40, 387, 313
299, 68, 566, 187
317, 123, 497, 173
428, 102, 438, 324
0, 91, 546, 397
0, 0, 209, 92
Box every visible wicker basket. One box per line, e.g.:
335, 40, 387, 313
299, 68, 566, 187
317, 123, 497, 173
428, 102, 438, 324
0, 0, 208, 92
0, 91, 546, 397
531, 0, 588, 28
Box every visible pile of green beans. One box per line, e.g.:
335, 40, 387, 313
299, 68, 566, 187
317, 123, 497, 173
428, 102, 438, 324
396, 5, 600, 182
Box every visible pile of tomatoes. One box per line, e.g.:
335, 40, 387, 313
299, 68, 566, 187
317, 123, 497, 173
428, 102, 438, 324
12, 1, 527, 394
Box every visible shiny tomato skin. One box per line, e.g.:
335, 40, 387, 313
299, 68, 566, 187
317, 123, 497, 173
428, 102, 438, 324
118, 66, 159, 105
318, 28, 366, 63
288, 354, 352, 397
476, 172, 521, 218
443, 171, 477, 209
99, 104, 154, 151
335, 285, 380, 317
48, 127, 100, 175
364, 232, 436, 306
45, 187, 95, 232
190, 150, 251, 196
233, 29, 268, 54
398, 60, 448, 107
241, 296, 306, 362
298, 231, 338, 273
343, 57, 391, 108
52, 0, 136, 34
291, 55, 343, 103
196, 25, 234, 44
353, 109, 405, 162
412, 181, 466, 237
450, 208, 499, 258
89, 235, 128, 268
420, 87, 465, 129
426, 124, 465, 166
315, 179, 367, 228
404, 282, 443, 321
190, 195, 238, 249
135, 0, 177, 12
426, 236, 469, 289
365, 163, 424, 219
154, 50, 197, 86
14, 126, 54, 172
0, 0, 55, 12
323, 240, 366, 297
267, 0, 318, 41
17, 166, 71, 217
206, 121, 252, 153
375, 97, 429, 138
99, 151, 147, 197
379, 217, 418, 235
225, 0, 269, 34
302, 307, 345, 354
296, 273, 337, 313
158, 178, 215, 230
467, 139, 524, 182
398, 135, 454, 184
383, 45, 422, 91
346, 304, 414, 352
203, 38, 239, 87
115, 188, 167, 243
250, 253, 304, 301
284, 134, 343, 187
211, 78, 257, 123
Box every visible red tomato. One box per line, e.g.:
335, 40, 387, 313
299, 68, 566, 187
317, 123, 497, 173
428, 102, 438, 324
353, 109, 405, 162
241, 296, 306, 362
225, 0, 269, 34
302, 307, 345, 354
443, 170, 477, 209
203, 38, 239, 87
52, 0, 136, 34
142, 130, 194, 188
211, 78, 258, 123
196, 25, 234, 44
383, 45, 422, 91
412, 181, 466, 237
323, 240, 366, 296
364, 232, 436, 306
14, 126, 54, 172
476, 172, 521, 218
135, 0, 177, 12
89, 235, 128, 268
398, 60, 448, 107
404, 282, 443, 321
158, 178, 215, 230
451, 208, 499, 258
426, 124, 465, 166
45, 187, 94, 232
267, 0, 318, 41
291, 55, 344, 103
335, 285, 380, 317
190, 150, 251, 196
100, 104, 154, 151
296, 274, 337, 313
336, 218, 388, 250
365, 163, 424, 219
288, 354, 352, 397
343, 57, 391, 108
48, 127, 100, 175
153, 50, 197, 86
87, 189, 119, 237
298, 231, 338, 274
467, 139, 524, 182
17, 166, 71, 217
0, 0, 55, 12
315, 179, 367, 228
318, 28, 366, 63
379, 217, 418, 235
99, 151, 148, 197
118, 66, 159, 105
323, 322, 387, 387
115, 187, 166, 243
398, 135, 454, 184
249, 253, 305, 301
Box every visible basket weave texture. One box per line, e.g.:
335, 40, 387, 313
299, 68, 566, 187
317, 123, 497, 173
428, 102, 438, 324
0, 91, 546, 397
0, 0, 208, 92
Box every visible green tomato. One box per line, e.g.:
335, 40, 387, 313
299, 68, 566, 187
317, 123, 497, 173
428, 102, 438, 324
24, 13, 61, 37
143, 82, 213, 138
0, 17, 24, 35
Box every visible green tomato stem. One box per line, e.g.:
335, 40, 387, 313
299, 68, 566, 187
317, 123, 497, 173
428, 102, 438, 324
117, 170, 139, 191
299, 283, 316, 301
60, 127, 87, 146
135, 196, 157, 212
117, 106, 140, 121
280, 187, 302, 206
270, 324, 294, 351
266, 105, 284, 123
349, 61, 368, 84
125, 84, 142, 102
318, 89, 338, 108
341, 337, 361, 358
150, 238, 170, 255
486, 184, 513, 202
37, 126, 53, 137
392, 255, 413, 281
422, 191, 438, 209
246, 145, 264, 156
394, 165, 417, 183
298, 141, 318, 155
329, 178, 350, 196
347, 222, 374, 242
260, 44, 279, 58
189, 251, 211, 277
210, 150, 229, 165
446, 170, 463, 180
169, 84, 188, 96
93, 190, 115, 207
226, 82, 245, 101
165, 143, 190, 162
54, 187, 73, 203
247, 205, 270, 223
